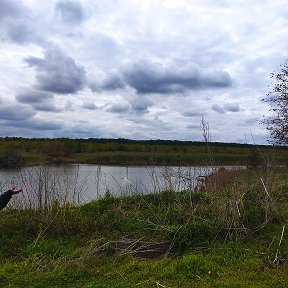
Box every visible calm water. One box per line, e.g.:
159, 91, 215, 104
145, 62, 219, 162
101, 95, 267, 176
0, 164, 235, 208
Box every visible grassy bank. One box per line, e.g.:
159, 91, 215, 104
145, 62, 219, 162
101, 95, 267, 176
0, 137, 288, 166
1, 167, 288, 287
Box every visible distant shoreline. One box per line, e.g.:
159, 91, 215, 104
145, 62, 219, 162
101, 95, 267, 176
0, 137, 285, 168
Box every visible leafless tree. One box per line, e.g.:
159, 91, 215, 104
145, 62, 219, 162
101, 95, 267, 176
262, 61, 288, 145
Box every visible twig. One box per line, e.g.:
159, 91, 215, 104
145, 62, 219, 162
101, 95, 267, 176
274, 225, 285, 265
156, 282, 168, 288
135, 278, 152, 286
260, 177, 279, 219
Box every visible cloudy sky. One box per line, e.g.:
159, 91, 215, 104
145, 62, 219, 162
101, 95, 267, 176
0, 0, 287, 143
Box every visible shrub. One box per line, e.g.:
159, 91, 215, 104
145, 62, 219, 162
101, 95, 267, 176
0, 148, 23, 168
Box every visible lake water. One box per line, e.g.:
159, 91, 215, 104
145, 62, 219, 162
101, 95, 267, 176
0, 164, 237, 209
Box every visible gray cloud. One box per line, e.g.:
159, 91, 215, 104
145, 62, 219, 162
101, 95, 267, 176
183, 111, 203, 117
105, 103, 130, 113
211, 104, 225, 114
55, 1, 85, 25
90, 74, 125, 92
82, 102, 98, 110
245, 117, 258, 125
103, 97, 153, 114
65, 100, 77, 111
0, 104, 36, 121
224, 103, 241, 112
16, 90, 53, 104
93, 60, 233, 94
0, 0, 281, 142
5, 119, 63, 130
0, 0, 42, 45
5, 19, 41, 44
32, 102, 59, 112
187, 124, 200, 129
16, 90, 59, 112
55, 123, 106, 138
0, 0, 21, 20
25, 46, 86, 94
28, 121, 62, 130
212, 103, 241, 114
130, 97, 153, 113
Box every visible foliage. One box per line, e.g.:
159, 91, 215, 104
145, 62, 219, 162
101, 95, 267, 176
262, 61, 288, 144
0, 136, 287, 166
0, 147, 23, 168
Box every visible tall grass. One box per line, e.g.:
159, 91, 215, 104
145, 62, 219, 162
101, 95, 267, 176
1, 138, 288, 287
11, 165, 88, 209
4, 164, 281, 243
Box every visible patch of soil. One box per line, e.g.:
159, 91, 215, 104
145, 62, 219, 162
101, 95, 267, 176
90, 238, 172, 261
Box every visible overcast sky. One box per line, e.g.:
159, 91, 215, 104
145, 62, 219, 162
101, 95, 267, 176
0, 0, 287, 143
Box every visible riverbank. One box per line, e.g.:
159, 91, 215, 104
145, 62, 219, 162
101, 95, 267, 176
1, 137, 288, 167
1, 168, 288, 287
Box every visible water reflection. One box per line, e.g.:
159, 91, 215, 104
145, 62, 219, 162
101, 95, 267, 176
0, 164, 231, 208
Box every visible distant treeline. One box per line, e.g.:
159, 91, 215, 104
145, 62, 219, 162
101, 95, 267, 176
0, 136, 279, 149
83, 138, 276, 149
0, 137, 286, 167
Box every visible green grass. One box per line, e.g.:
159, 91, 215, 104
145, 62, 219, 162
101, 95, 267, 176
1, 168, 288, 287
46, 148, 288, 167
0, 137, 287, 166
1, 242, 288, 287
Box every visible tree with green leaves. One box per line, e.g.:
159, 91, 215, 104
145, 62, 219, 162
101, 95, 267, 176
262, 61, 288, 144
